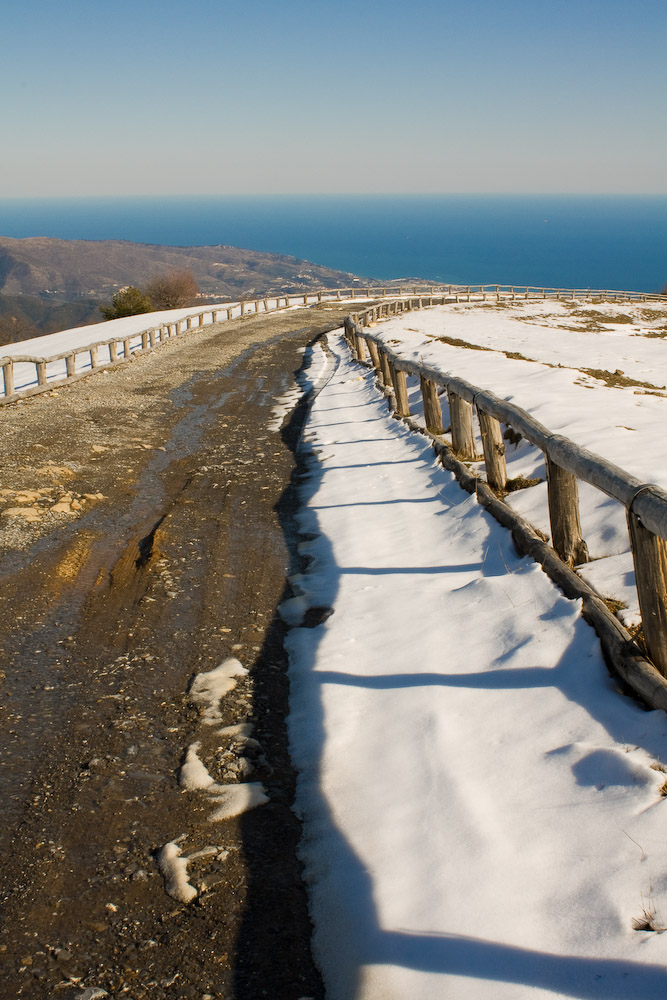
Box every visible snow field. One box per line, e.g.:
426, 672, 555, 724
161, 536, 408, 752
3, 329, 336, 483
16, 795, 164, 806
286, 331, 667, 999
375, 300, 667, 631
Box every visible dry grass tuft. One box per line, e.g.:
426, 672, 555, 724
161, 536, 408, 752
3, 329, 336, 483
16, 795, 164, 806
632, 897, 666, 933
504, 475, 543, 493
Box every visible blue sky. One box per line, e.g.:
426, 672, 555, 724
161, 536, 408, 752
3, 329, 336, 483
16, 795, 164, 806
2, 0, 665, 196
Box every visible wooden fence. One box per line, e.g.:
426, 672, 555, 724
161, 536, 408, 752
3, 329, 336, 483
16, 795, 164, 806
0, 288, 446, 404
342, 299, 667, 711
2, 284, 665, 405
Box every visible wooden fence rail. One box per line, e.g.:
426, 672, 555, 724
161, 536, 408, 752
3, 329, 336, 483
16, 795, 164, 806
0, 288, 451, 404
342, 300, 667, 710
2, 283, 665, 406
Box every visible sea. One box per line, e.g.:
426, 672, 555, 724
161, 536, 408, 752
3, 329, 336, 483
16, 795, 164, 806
1, 194, 666, 294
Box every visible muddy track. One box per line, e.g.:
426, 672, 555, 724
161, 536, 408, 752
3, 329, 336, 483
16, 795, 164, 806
0, 306, 350, 999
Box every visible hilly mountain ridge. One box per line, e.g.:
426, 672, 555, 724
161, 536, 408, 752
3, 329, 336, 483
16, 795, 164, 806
0, 236, 364, 344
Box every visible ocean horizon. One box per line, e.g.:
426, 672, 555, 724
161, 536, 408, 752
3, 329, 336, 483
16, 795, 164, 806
1, 194, 665, 294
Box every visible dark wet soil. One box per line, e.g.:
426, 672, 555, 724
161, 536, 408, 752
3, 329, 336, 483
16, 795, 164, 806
0, 306, 349, 999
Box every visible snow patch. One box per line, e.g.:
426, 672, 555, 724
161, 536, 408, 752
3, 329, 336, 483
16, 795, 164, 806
208, 783, 270, 821
179, 742, 216, 790
269, 387, 302, 431
156, 840, 198, 904
278, 595, 310, 626
188, 657, 247, 725
218, 721, 260, 750
218, 721, 255, 739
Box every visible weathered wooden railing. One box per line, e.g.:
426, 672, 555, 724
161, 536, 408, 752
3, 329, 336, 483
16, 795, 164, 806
2, 283, 665, 405
0, 286, 455, 404
343, 303, 667, 710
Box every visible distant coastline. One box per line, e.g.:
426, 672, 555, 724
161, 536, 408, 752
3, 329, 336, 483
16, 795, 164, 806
0, 194, 665, 293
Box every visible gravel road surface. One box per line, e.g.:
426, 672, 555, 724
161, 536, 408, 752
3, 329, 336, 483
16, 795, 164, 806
0, 305, 350, 999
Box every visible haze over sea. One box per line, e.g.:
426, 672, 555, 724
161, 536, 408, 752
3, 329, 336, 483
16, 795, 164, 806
1, 195, 665, 294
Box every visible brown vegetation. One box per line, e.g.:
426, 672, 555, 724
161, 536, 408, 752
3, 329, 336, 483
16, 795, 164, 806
145, 268, 199, 309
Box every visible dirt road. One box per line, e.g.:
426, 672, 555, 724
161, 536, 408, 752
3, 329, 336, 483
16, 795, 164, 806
0, 306, 350, 999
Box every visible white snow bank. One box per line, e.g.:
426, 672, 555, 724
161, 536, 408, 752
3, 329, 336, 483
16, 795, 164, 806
286, 332, 667, 1000
0, 303, 232, 359
1, 300, 244, 393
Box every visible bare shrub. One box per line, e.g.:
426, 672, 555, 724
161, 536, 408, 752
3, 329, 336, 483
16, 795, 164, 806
145, 269, 199, 310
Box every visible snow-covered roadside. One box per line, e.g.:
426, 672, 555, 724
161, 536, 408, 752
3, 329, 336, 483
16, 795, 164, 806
369, 300, 667, 489
365, 300, 667, 629
286, 331, 667, 999
1, 303, 238, 392
0, 294, 375, 393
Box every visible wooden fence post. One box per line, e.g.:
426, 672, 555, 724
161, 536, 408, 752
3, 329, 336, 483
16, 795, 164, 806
390, 364, 410, 417
90, 345, 100, 368
2, 360, 15, 396
36, 360, 47, 386
366, 339, 381, 372
344, 317, 362, 358
109, 341, 118, 362
354, 330, 366, 361
545, 456, 589, 566
477, 409, 507, 492
66, 353, 76, 378
448, 392, 477, 459
123, 339, 131, 358
379, 348, 393, 389
420, 376, 443, 434
628, 503, 667, 676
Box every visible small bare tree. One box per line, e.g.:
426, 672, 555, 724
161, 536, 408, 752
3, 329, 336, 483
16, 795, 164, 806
145, 269, 199, 309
